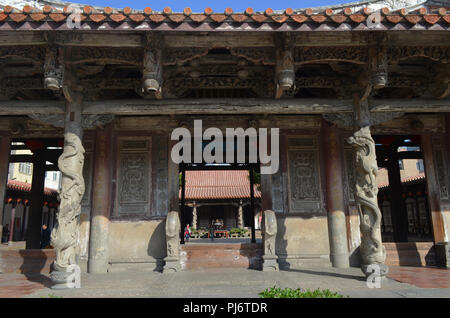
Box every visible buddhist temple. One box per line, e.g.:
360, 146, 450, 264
0, 0, 448, 288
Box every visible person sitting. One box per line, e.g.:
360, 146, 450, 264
184, 224, 191, 242
40, 224, 51, 249
1, 225, 9, 243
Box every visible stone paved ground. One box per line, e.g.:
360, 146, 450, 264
0, 266, 444, 298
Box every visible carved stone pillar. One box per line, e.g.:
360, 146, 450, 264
347, 97, 387, 277
50, 92, 86, 289
237, 200, 244, 229
164, 211, 181, 272
323, 122, 349, 268
0, 136, 10, 241
8, 201, 17, 245
262, 210, 278, 271
192, 202, 197, 229
88, 125, 112, 274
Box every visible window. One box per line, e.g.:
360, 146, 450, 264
416, 160, 424, 173
19, 163, 32, 175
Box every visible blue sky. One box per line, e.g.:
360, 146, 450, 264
77, 0, 348, 11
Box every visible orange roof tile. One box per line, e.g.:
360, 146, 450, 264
0, 5, 446, 30
7, 180, 58, 196
378, 172, 426, 189
181, 170, 261, 200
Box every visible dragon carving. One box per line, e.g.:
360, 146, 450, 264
51, 132, 85, 272
347, 126, 386, 268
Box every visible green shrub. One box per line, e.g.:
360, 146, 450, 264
259, 286, 347, 298
230, 228, 240, 234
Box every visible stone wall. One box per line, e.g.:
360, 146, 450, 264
275, 215, 330, 268
107, 220, 166, 272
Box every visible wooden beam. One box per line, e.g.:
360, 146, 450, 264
370, 99, 450, 112
0, 100, 64, 115
0, 98, 448, 116
82, 98, 352, 115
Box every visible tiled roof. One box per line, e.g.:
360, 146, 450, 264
378, 172, 426, 189
181, 170, 261, 200
0, 4, 448, 29
7, 179, 58, 196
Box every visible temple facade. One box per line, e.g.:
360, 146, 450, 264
0, 0, 449, 286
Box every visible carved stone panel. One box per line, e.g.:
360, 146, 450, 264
432, 137, 449, 201
271, 169, 284, 214
153, 136, 168, 217
343, 146, 356, 203
287, 137, 322, 213
115, 138, 151, 216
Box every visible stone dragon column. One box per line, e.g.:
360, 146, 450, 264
164, 211, 181, 272
347, 98, 387, 277
192, 202, 197, 229
237, 200, 244, 229
262, 210, 278, 271
50, 87, 85, 289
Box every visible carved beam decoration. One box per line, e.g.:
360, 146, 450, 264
28, 113, 115, 130
275, 33, 295, 99
163, 48, 209, 66
164, 211, 181, 272
66, 47, 142, 66
82, 114, 115, 129
0, 46, 45, 63
262, 210, 278, 271
43, 33, 64, 91
229, 48, 275, 65
163, 75, 275, 98
294, 46, 368, 65
323, 111, 404, 129
347, 96, 387, 278
388, 46, 450, 64
141, 33, 163, 99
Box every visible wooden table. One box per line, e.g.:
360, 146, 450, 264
208, 230, 229, 238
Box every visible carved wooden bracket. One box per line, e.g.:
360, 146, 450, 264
369, 46, 388, 90
275, 34, 295, 99
141, 33, 163, 100
43, 33, 64, 92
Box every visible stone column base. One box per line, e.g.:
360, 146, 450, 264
262, 255, 279, 271
361, 263, 389, 278
162, 256, 181, 273
436, 242, 450, 269
50, 269, 80, 289
87, 258, 109, 274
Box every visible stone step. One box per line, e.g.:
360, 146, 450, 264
0, 249, 55, 274
180, 243, 263, 270
384, 242, 436, 267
